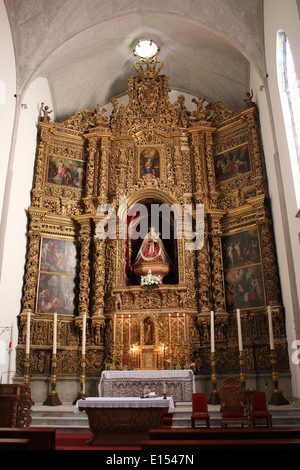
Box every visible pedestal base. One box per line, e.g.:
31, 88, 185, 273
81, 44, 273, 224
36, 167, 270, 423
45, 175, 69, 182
269, 389, 289, 406
208, 389, 220, 405
43, 391, 62, 406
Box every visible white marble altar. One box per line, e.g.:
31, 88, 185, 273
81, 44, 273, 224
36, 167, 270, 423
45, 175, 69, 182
98, 369, 195, 401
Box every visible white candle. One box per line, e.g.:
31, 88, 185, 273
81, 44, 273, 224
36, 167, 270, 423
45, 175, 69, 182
267, 305, 274, 350
183, 314, 186, 342
237, 309, 243, 352
53, 312, 57, 355
121, 315, 124, 344
82, 313, 86, 355
163, 381, 166, 394
210, 311, 215, 353
129, 315, 131, 346
25, 312, 31, 355
177, 313, 179, 342
113, 314, 116, 344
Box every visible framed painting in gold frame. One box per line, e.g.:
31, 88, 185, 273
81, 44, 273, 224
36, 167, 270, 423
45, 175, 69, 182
139, 146, 161, 179
47, 154, 86, 189
36, 237, 79, 315
214, 143, 251, 184
221, 228, 265, 311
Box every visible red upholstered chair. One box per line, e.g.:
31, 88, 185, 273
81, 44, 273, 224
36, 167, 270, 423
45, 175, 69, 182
251, 392, 272, 427
191, 393, 210, 428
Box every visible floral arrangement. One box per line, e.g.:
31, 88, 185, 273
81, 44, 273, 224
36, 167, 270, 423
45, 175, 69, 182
122, 356, 130, 366
140, 269, 162, 290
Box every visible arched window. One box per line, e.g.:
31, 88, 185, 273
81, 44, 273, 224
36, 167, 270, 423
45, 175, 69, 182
277, 31, 300, 213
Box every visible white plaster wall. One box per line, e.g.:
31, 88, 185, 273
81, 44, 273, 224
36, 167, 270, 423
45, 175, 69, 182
0, 77, 53, 383
0, 0, 16, 217
248, 0, 300, 398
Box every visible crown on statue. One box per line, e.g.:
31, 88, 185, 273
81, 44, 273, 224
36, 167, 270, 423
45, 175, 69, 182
133, 56, 164, 78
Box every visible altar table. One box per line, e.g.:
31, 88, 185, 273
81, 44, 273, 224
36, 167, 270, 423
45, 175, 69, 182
98, 369, 195, 401
74, 397, 174, 445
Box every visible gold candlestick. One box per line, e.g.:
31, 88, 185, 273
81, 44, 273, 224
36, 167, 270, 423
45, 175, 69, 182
208, 352, 220, 404
239, 350, 246, 388
43, 353, 62, 406
269, 349, 289, 405
23, 353, 30, 385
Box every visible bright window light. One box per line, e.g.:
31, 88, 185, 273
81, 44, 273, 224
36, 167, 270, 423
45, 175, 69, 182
277, 31, 300, 211
134, 40, 159, 58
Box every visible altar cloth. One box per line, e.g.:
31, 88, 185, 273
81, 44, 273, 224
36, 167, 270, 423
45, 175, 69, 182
74, 396, 175, 414
98, 369, 195, 401
74, 396, 175, 445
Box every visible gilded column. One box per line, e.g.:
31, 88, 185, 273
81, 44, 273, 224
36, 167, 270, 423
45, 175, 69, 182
76, 216, 92, 317
21, 207, 47, 314
97, 136, 110, 205
195, 213, 211, 314
205, 130, 218, 208
257, 216, 282, 306
209, 211, 226, 312
83, 137, 98, 213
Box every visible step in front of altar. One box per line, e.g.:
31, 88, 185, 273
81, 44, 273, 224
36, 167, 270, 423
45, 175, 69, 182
171, 402, 300, 428
30, 402, 300, 433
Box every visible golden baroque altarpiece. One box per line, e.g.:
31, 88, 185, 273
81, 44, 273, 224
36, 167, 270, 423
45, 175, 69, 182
17, 58, 289, 383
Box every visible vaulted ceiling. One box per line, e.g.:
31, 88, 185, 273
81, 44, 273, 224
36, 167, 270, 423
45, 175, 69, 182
5, 0, 265, 121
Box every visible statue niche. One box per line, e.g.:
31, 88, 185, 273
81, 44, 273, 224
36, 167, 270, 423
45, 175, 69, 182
127, 202, 178, 285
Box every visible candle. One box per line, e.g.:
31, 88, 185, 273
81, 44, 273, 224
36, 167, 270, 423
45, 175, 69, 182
53, 312, 57, 355
113, 314, 116, 344
129, 315, 131, 346
183, 314, 186, 343
267, 305, 274, 350
210, 311, 215, 353
82, 313, 86, 355
177, 313, 179, 342
121, 314, 124, 344
163, 381, 166, 394
237, 309, 243, 352
25, 312, 31, 355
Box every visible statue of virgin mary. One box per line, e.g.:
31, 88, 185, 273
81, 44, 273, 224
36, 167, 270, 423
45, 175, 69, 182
132, 227, 171, 280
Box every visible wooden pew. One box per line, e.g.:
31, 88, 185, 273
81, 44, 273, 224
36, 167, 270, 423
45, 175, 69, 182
0, 427, 56, 450
149, 427, 300, 441
141, 438, 300, 451
0, 438, 31, 450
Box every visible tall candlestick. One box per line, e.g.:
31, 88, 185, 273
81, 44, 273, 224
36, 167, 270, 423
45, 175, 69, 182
237, 309, 243, 352
53, 312, 57, 355
82, 313, 86, 355
267, 305, 274, 350
26, 312, 31, 355
210, 311, 215, 353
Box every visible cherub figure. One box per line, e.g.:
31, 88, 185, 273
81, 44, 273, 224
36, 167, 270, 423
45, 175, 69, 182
41, 102, 53, 122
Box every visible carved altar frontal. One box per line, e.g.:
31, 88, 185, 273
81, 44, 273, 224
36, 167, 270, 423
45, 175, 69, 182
16, 55, 290, 396
99, 370, 195, 402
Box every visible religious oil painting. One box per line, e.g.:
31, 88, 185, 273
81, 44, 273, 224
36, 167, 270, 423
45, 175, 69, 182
140, 147, 160, 178
40, 237, 79, 274
47, 154, 86, 189
36, 272, 78, 315
214, 143, 251, 183
224, 264, 265, 311
221, 229, 261, 270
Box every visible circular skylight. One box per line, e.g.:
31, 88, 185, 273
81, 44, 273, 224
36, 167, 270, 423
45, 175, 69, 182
134, 40, 159, 58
